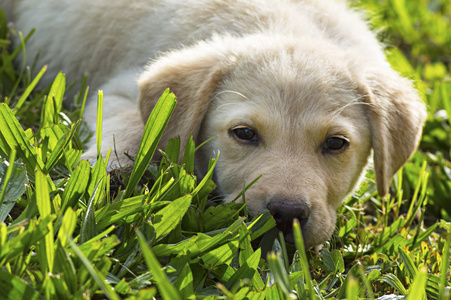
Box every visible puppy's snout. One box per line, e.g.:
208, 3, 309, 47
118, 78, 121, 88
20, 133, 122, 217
267, 201, 310, 235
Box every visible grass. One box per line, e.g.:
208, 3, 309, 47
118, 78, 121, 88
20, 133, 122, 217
0, 0, 450, 299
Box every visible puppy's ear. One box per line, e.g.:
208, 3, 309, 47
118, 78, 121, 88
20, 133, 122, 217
362, 68, 427, 196
137, 45, 229, 146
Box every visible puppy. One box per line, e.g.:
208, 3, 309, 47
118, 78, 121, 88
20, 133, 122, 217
4, 0, 426, 248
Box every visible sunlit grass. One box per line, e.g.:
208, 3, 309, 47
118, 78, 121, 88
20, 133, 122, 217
0, 0, 450, 299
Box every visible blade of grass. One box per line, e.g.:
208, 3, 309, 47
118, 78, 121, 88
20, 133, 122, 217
35, 169, 54, 273
0, 148, 16, 205
0, 269, 40, 300
405, 161, 428, 227
60, 160, 90, 213
43, 120, 81, 173
405, 267, 428, 300
79, 86, 89, 120
181, 136, 195, 174
41, 72, 65, 128
80, 177, 103, 243
124, 89, 176, 199
399, 247, 418, 280
438, 233, 451, 300
226, 248, 261, 291
0, 150, 27, 223
75, 73, 88, 108
96, 90, 103, 156
153, 195, 192, 241
0, 103, 44, 175
136, 229, 181, 300
380, 273, 407, 295
56, 208, 77, 248
13, 65, 47, 111
293, 219, 315, 300
67, 236, 120, 300
346, 276, 359, 300
174, 263, 195, 299
267, 252, 295, 299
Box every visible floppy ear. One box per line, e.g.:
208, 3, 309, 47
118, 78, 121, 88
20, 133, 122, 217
362, 68, 427, 196
137, 44, 229, 148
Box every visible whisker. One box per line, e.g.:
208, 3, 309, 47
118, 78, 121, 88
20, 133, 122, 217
214, 89, 250, 101
328, 95, 375, 122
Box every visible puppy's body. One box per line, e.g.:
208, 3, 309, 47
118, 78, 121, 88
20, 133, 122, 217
5, 0, 426, 247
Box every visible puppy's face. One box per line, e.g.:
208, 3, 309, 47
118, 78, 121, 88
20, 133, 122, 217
196, 52, 372, 248
138, 37, 426, 248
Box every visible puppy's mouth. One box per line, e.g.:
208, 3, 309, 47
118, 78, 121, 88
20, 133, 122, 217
267, 201, 310, 245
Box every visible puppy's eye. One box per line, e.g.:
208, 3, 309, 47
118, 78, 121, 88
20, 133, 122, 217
231, 126, 258, 142
324, 136, 349, 152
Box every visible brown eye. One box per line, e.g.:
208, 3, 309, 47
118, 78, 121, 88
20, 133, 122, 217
324, 136, 349, 152
231, 126, 258, 143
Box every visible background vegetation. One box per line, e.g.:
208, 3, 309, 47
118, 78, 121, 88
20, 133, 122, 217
0, 0, 450, 299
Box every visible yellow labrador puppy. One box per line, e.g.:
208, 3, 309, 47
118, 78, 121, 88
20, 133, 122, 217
4, 0, 426, 248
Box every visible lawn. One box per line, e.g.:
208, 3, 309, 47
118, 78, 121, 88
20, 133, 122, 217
0, 0, 450, 299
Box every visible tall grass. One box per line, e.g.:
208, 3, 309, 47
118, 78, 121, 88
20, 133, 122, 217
0, 0, 450, 299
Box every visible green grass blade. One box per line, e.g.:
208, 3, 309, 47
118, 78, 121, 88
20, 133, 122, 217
0, 149, 17, 217
0, 158, 26, 222
136, 229, 181, 300
346, 276, 359, 300
232, 174, 262, 202
153, 195, 192, 241
181, 136, 195, 173
43, 121, 81, 173
41, 72, 65, 128
438, 233, 451, 300
267, 252, 295, 299
61, 160, 90, 213
42, 133, 67, 173
0, 269, 40, 300
95, 195, 147, 230
201, 241, 239, 268
174, 263, 195, 299
68, 236, 120, 300
75, 73, 88, 108
380, 273, 408, 295
399, 247, 418, 280
0, 9, 7, 39
124, 89, 177, 199
13, 65, 47, 111
406, 267, 428, 300
53, 244, 77, 294
192, 152, 219, 198
226, 248, 261, 291
293, 219, 315, 300
80, 177, 102, 243
79, 86, 90, 119
0, 103, 44, 175
96, 90, 103, 156
248, 211, 276, 240
1, 215, 54, 262
35, 169, 55, 273
57, 208, 77, 248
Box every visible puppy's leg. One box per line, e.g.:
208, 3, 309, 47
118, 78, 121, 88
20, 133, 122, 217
81, 72, 143, 170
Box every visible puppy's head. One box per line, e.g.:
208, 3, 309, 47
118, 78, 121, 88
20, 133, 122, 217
138, 35, 426, 248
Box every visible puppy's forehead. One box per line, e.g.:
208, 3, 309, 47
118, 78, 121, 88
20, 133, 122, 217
218, 49, 361, 120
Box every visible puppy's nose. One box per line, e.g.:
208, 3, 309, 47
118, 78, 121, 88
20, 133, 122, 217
267, 201, 310, 234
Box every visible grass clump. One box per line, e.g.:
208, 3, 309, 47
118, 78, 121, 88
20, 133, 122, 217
1, 0, 451, 299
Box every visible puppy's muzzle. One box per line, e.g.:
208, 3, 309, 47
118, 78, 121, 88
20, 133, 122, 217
267, 200, 310, 242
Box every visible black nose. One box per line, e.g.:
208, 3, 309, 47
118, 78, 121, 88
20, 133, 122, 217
267, 201, 310, 235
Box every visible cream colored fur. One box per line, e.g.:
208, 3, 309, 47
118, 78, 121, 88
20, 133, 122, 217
5, 0, 426, 248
